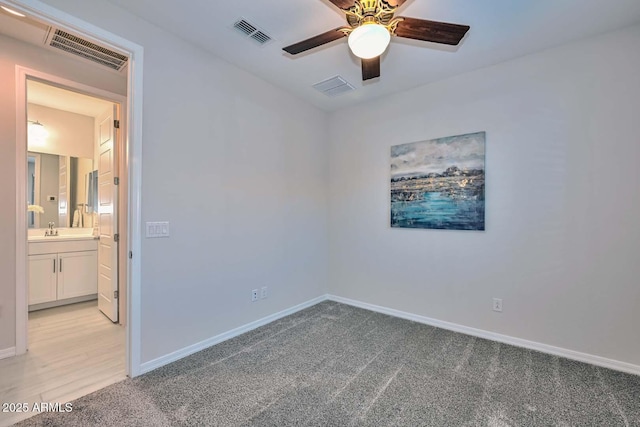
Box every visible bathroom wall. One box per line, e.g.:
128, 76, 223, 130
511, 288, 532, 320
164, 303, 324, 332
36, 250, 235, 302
27, 103, 94, 159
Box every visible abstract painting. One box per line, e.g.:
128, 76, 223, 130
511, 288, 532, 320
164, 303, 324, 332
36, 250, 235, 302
390, 132, 485, 230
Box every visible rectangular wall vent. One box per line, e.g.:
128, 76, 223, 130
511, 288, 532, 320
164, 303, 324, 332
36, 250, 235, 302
313, 76, 355, 97
233, 18, 273, 46
47, 29, 128, 72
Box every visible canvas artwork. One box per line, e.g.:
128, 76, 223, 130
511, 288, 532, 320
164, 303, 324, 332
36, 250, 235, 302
390, 132, 485, 231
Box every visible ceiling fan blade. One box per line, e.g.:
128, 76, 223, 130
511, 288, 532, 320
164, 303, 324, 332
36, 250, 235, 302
326, 0, 357, 10
386, 0, 408, 7
362, 56, 381, 81
283, 28, 348, 55
394, 17, 470, 45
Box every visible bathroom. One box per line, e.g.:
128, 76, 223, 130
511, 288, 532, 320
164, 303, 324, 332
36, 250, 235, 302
18, 77, 127, 403
26, 79, 117, 314
0, 6, 131, 417
25, 75, 126, 343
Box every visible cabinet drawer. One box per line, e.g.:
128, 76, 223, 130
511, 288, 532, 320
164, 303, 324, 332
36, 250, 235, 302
28, 239, 98, 255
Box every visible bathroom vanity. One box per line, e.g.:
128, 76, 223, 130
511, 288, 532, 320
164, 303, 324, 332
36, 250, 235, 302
28, 230, 98, 311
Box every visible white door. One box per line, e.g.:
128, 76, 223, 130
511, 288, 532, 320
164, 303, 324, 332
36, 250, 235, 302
58, 251, 98, 300
28, 253, 58, 305
58, 156, 69, 227
97, 106, 119, 322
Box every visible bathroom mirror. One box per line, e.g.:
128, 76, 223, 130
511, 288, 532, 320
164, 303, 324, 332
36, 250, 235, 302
27, 151, 95, 229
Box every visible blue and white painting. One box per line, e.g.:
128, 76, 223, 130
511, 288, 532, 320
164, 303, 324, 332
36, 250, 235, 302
390, 132, 485, 231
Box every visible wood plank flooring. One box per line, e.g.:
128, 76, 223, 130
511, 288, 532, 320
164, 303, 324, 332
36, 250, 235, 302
0, 301, 125, 426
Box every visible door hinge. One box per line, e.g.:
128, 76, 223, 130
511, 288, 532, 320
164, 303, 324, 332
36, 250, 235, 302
114, 119, 120, 129
129, 251, 133, 259
114, 290, 119, 299
114, 233, 120, 242
114, 177, 120, 185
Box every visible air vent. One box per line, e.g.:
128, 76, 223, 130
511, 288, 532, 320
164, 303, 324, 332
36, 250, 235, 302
251, 31, 271, 44
313, 76, 355, 97
47, 29, 128, 71
234, 19, 257, 36
233, 18, 273, 46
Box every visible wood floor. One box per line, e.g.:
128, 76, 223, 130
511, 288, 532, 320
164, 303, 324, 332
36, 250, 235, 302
0, 301, 125, 426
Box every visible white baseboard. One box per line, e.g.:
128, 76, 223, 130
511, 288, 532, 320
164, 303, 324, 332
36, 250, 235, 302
139, 293, 640, 377
0, 347, 16, 360
327, 294, 640, 376
139, 295, 328, 375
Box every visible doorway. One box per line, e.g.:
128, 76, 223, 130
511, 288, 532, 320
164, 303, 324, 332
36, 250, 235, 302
1, 73, 128, 426
5, 0, 144, 393
25, 79, 123, 322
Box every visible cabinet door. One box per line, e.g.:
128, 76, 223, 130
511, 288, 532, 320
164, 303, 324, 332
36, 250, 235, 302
28, 254, 58, 305
57, 251, 98, 300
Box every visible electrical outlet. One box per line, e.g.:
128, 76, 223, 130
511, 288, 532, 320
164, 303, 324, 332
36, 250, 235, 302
261, 286, 268, 299
251, 289, 258, 302
492, 298, 503, 312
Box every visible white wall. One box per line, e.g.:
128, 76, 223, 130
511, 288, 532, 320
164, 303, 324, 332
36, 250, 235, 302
28, 103, 95, 159
5, 0, 636, 372
328, 25, 640, 367
37, 152, 60, 226
0, 33, 126, 352
32, 0, 330, 363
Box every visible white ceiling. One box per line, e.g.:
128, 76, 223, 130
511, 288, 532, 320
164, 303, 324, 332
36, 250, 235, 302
28, 80, 113, 119
0, 7, 47, 45
101, 0, 640, 111
0, 9, 113, 118
3, 1, 640, 112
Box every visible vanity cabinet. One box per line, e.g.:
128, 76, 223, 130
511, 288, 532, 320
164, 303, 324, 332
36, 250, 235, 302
28, 238, 98, 308
28, 254, 58, 305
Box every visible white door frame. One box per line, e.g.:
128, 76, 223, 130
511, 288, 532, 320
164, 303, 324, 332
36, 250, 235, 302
10, 0, 144, 377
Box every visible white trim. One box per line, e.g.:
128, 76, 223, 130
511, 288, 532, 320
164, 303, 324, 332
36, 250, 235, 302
0, 347, 17, 360
10, 0, 144, 377
139, 295, 327, 375
15, 66, 28, 356
137, 292, 640, 377
126, 42, 144, 379
327, 295, 640, 376
6, 1, 133, 56
24, 70, 127, 104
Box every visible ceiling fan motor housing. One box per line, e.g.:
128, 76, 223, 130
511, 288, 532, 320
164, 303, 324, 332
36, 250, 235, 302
346, 0, 398, 29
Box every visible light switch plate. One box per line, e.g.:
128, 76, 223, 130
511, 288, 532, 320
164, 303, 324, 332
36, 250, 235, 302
146, 221, 170, 238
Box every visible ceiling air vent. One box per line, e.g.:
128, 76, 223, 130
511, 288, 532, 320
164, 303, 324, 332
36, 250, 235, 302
47, 29, 128, 72
313, 76, 355, 97
233, 18, 273, 46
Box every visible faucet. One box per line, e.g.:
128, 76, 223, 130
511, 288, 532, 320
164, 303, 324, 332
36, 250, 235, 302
45, 222, 58, 237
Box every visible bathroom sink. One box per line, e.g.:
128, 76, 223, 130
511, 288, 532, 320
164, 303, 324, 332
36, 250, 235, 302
28, 228, 97, 242
28, 234, 97, 242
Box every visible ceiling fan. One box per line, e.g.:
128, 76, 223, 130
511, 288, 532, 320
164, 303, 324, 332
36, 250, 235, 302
283, 0, 470, 81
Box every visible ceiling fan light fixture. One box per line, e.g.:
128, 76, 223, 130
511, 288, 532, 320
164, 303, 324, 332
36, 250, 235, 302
348, 23, 390, 59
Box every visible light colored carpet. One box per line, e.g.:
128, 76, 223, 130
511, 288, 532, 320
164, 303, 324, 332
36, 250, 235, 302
16, 301, 640, 426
